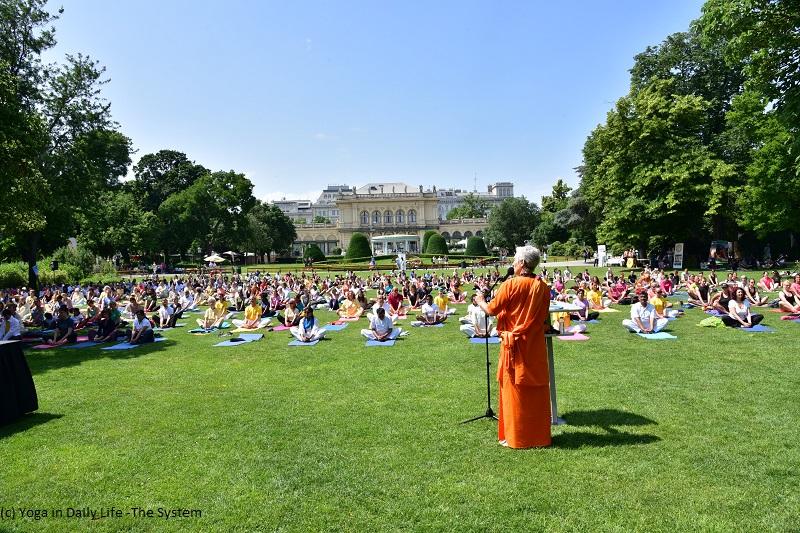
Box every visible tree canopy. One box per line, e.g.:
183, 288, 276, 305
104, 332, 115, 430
484, 197, 540, 250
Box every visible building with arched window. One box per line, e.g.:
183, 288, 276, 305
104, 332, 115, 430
285, 181, 508, 255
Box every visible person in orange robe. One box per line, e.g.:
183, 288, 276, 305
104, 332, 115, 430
476, 245, 552, 448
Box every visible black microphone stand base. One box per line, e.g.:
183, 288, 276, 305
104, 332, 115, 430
461, 407, 498, 424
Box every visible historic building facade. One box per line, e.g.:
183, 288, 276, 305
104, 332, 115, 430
283, 181, 512, 255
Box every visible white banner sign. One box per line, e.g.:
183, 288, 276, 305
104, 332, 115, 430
597, 244, 607, 267
673, 243, 684, 269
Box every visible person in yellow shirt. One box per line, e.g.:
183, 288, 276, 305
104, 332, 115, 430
232, 296, 267, 329
197, 297, 227, 329
433, 289, 455, 316
586, 282, 610, 310
650, 288, 681, 318
337, 290, 363, 320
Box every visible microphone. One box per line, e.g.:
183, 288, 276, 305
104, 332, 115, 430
500, 266, 514, 281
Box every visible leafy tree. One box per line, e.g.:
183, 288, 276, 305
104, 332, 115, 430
484, 197, 541, 250
446, 193, 491, 220
346, 232, 371, 260
303, 244, 325, 262
531, 211, 568, 248
581, 78, 736, 252
421, 230, 438, 253
312, 215, 332, 224
240, 201, 296, 262
158, 170, 255, 254
425, 234, 448, 254
540, 179, 572, 214
0, 0, 132, 287
76, 190, 160, 258
128, 150, 208, 212
465, 236, 488, 256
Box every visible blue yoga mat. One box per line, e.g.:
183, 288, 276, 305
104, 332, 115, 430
289, 340, 319, 346
325, 324, 348, 331
238, 333, 263, 341
214, 339, 251, 347
470, 337, 500, 344
366, 339, 395, 347
583, 319, 601, 324
637, 332, 677, 340
738, 324, 774, 333
102, 337, 167, 350
63, 341, 100, 349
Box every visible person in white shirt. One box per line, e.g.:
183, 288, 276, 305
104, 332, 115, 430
290, 307, 326, 343
722, 287, 764, 328
459, 294, 498, 338
622, 292, 668, 334
180, 290, 196, 311
413, 294, 445, 326
361, 308, 401, 341
155, 298, 173, 328
0, 309, 22, 341
129, 309, 155, 344
367, 293, 395, 323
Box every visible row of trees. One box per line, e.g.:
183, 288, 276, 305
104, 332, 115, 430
0, 1, 298, 286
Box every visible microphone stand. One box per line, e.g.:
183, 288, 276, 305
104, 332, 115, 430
461, 270, 509, 424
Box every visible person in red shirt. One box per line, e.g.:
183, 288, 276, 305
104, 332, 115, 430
387, 287, 406, 317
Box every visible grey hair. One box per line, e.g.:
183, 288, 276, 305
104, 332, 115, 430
514, 245, 541, 271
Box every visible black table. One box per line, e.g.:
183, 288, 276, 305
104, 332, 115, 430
0, 341, 38, 426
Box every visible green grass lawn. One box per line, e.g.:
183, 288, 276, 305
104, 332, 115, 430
2, 290, 799, 531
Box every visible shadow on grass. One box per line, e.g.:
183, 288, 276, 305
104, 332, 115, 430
554, 409, 660, 448
0, 412, 63, 440
23, 339, 175, 376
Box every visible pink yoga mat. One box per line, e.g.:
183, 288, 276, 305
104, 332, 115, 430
556, 333, 590, 341
33, 344, 58, 350
273, 325, 291, 331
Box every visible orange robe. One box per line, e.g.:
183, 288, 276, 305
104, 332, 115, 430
486, 276, 552, 448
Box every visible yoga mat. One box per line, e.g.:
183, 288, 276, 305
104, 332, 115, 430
189, 328, 211, 334
738, 325, 774, 333
76, 335, 90, 342
366, 339, 395, 347
32, 343, 58, 350
793, 319, 800, 324
583, 319, 601, 324
557, 333, 590, 341
214, 339, 251, 347
63, 341, 100, 349
288, 340, 319, 346
325, 324, 348, 331
101, 337, 167, 350
596, 308, 619, 313
411, 322, 445, 328
706, 310, 725, 316
232, 327, 266, 333
469, 337, 500, 344
637, 332, 677, 340
273, 325, 291, 331
237, 333, 263, 342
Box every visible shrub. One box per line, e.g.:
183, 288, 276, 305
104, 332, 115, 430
425, 234, 449, 254
421, 230, 438, 254
39, 269, 69, 286
548, 241, 565, 256
330, 248, 342, 256
346, 233, 372, 260
79, 273, 125, 285
50, 245, 96, 278
0, 262, 27, 289
465, 236, 488, 256
304, 244, 326, 262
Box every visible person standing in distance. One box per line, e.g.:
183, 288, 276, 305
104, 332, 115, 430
476, 245, 552, 448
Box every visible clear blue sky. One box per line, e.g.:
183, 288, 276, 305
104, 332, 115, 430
46, 0, 705, 204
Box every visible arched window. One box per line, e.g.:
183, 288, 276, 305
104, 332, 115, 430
360, 211, 369, 225
384, 210, 393, 224
373, 210, 381, 225
464, 231, 473, 238
408, 209, 417, 223
476, 230, 483, 237
452, 231, 462, 240
396, 210, 404, 224
441, 231, 451, 241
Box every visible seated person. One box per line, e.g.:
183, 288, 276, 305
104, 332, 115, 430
460, 294, 481, 324
128, 309, 155, 344
232, 296, 267, 329
711, 283, 735, 314
414, 294, 447, 325
367, 293, 395, 322
70, 307, 85, 328
570, 289, 600, 322
650, 288, 682, 319
407, 286, 422, 309
586, 282, 611, 311
337, 291, 363, 320
282, 299, 302, 327
459, 295, 497, 338
48, 307, 78, 345
607, 279, 631, 305
777, 280, 800, 314
153, 298, 174, 329
722, 287, 764, 328
361, 307, 402, 341
551, 311, 586, 335
758, 271, 775, 292
89, 308, 120, 343
622, 292, 668, 334
687, 277, 713, 309
449, 282, 467, 303
197, 297, 226, 329
180, 290, 197, 311
290, 307, 326, 342
387, 287, 406, 317
71, 289, 86, 308
433, 289, 456, 316
0, 308, 22, 341
744, 279, 769, 306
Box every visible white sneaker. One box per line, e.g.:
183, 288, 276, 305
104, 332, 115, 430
499, 440, 509, 447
